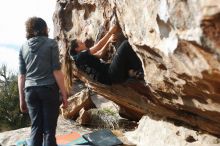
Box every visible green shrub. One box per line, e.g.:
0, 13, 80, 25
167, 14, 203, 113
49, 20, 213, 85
0, 64, 30, 131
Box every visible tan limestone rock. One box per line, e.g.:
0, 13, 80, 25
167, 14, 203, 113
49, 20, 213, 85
61, 89, 96, 119
54, 0, 220, 137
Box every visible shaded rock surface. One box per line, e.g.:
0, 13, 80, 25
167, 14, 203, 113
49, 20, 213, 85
76, 108, 137, 130
61, 88, 96, 119
53, 0, 220, 137
61, 82, 137, 130
201, 13, 220, 58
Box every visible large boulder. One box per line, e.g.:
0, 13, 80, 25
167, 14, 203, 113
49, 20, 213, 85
53, 0, 220, 136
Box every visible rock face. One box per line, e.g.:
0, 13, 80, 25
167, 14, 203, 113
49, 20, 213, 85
125, 116, 220, 146
54, 0, 220, 136
61, 89, 96, 119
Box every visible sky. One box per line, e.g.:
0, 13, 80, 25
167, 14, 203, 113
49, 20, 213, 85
0, 0, 56, 72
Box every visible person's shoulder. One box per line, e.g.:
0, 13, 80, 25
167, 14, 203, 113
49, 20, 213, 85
45, 37, 56, 43
78, 50, 91, 57
81, 49, 90, 54
45, 37, 58, 48
74, 50, 90, 61
20, 40, 29, 52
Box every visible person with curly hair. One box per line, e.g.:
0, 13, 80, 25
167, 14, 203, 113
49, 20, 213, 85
18, 17, 68, 146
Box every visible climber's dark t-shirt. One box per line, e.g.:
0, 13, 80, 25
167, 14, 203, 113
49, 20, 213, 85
72, 50, 111, 85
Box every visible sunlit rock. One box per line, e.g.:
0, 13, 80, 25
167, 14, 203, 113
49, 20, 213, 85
54, 0, 220, 137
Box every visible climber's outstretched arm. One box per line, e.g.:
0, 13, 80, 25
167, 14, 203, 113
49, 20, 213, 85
90, 24, 119, 55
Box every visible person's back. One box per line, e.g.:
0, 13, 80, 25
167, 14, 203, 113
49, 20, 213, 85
72, 49, 111, 84
20, 36, 59, 87
18, 17, 68, 146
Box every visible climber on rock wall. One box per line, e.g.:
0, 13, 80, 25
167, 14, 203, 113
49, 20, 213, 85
69, 24, 143, 85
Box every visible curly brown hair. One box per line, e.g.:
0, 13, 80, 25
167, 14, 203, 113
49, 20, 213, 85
25, 17, 48, 39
